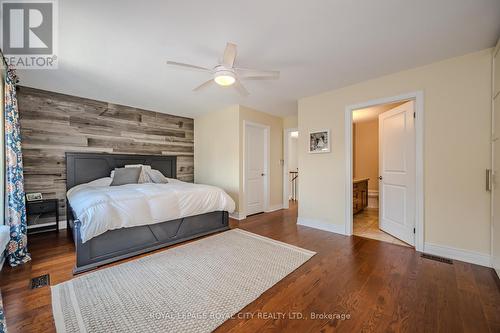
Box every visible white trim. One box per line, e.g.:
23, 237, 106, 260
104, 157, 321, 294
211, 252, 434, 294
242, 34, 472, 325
491, 38, 500, 278
345, 91, 425, 252
423, 242, 491, 268
243, 121, 271, 217
266, 204, 283, 213
283, 127, 298, 209
297, 217, 346, 235
232, 204, 282, 220
229, 212, 246, 221
493, 254, 500, 277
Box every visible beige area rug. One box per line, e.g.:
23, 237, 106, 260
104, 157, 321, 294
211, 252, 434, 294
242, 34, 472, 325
51, 228, 315, 333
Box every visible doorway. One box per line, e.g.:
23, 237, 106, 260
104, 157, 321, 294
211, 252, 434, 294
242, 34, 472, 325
345, 92, 424, 251
283, 128, 299, 209
244, 121, 270, 216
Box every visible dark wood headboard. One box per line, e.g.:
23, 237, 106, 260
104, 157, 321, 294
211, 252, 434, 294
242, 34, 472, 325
66, 153, 177, 190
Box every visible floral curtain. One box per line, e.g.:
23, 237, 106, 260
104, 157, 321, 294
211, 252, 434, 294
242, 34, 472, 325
4, 66, 30, 266
0, 290, 6, 333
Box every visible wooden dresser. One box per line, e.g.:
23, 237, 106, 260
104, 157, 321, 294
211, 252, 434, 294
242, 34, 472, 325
353, 178, 369, 214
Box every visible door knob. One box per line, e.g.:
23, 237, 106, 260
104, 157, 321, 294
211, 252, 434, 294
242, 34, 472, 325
261, 173, 265, 176
378, 176, 382, 180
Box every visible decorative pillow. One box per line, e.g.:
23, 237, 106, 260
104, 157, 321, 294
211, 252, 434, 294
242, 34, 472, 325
110, 167, 141, 186
125, 164, 151, 183
147, 169, 169, 184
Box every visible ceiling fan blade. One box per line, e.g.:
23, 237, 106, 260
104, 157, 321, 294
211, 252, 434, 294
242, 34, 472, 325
222, 43, 237, 68
239, 75, 280, 81
193, 79, 215, 92
166, 61, 211, 72
235, 67, 280, 79
234, 80, 249, 96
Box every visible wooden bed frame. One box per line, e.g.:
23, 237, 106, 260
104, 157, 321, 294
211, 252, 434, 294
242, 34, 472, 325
66, 152, 230, 274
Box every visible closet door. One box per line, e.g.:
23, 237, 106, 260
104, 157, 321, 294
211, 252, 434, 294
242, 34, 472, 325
492, 38, 500, 276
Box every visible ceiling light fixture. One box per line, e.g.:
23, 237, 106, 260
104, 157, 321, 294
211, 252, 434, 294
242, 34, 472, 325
166, 42, 280, 95
214, 69, 236, 86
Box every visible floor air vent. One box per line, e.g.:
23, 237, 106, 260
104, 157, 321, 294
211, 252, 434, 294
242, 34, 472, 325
30, 274, 50, 289
421, 253, 453, 264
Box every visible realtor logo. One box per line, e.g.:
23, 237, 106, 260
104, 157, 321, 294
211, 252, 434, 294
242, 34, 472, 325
1, 0, 58, 69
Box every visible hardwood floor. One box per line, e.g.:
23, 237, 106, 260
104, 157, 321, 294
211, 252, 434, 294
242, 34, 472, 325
1, 203, 499, 332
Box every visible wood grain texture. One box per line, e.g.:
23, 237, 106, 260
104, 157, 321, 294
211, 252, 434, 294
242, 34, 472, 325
0, 203, 499, 333
17, 87, 194, 226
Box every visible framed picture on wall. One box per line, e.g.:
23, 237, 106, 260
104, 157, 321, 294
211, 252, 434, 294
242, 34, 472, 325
309, 130, 330, 153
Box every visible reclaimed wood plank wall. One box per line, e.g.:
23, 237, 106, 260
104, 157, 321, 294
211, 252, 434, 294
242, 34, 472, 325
17, 86, 194, 226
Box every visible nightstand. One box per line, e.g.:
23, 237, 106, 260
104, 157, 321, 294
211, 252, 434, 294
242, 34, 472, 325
26, 199, 59, 233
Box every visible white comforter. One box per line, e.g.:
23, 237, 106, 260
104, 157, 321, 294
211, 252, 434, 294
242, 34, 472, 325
67, 178, 235, 243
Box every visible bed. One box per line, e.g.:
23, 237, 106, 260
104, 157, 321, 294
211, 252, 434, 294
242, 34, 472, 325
66, 152, 232, 274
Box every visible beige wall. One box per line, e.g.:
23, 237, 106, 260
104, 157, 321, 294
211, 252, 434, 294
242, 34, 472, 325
194, 105, 240, 210
195, 105, 283, 217
298, 49, 492, 254
283, 115, 298, 129
353, 120, 379, 191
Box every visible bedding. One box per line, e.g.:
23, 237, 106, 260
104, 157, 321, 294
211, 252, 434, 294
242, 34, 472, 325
67, 179, 235, 243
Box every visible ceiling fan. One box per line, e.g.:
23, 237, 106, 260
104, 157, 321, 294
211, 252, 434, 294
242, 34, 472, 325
166, 42, 280, 96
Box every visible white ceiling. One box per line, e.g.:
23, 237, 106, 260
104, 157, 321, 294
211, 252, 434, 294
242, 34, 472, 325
19, 0, 500, 118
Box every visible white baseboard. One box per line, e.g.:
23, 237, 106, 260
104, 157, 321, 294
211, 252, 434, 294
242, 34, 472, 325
231, 204, 283, 221
297, 217, 346, 236
229, 212, 246, 220
423, 242, 491, 267
265, 204, 283, 213
492, 255, 500, 278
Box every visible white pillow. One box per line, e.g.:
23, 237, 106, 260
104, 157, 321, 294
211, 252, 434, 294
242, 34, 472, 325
147, 169, 169, 184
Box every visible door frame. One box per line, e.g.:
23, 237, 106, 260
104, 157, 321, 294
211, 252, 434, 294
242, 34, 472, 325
243, 120, 270, 217
344, 91, 424, 252
283, 127, 298, 209
491, 38, 500, 272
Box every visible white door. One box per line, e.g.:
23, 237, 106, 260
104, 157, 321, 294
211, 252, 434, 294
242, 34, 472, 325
245, 123, 267, 216
379, 101, 416, 245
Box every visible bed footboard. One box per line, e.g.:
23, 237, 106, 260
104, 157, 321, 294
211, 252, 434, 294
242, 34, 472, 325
71, 211, 229, 274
